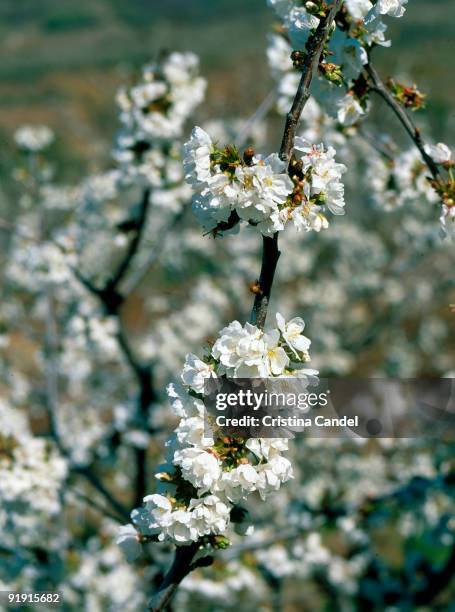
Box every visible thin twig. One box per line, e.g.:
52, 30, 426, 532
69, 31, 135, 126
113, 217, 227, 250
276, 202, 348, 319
71, 487, 127, 524
357, 126, 396, 162
121, 205, 187, 296
236, 88, 278, 149
43, 287, 64, 453
365, 62, 440, 181
108, 188, 152, 293
74, 465, 130, 522
117, 326, 157, 507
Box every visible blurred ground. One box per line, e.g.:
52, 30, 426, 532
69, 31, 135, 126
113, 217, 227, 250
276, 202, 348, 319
0, 0, 454, 182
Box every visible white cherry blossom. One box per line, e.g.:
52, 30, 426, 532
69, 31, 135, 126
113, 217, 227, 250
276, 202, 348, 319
181, 353, 216, 394
14, 124, 54, 152
424, 142, 452, 165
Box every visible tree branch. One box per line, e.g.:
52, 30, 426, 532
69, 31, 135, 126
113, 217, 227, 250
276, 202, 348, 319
71, 487, 127, 524
121, 205, 188, 296
147, 543, 200, 611
250, 233, 281, 329
357, 126, 396, 162
117, 325, 157, 506
236, 88, 278, 149
74, 465, 130, 523
279, 0, 344, 163
207, 210, 241, 237
107, 187, 152, 296
365, 62, 441, 181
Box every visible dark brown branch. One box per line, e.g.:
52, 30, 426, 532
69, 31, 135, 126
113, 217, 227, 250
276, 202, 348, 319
357, 126, 395, 162
279, 0, 344, 163
147, 543, 199, 611
365, 62, 440, 181
250, 233, 280, 329
117, 325, 157, 507
122, 204, 188, 295
74, 188, 151, 314
107, 187, 152, 298
72, 487, 127, 524
207, 210, 240, 236
236, 88, 278, 149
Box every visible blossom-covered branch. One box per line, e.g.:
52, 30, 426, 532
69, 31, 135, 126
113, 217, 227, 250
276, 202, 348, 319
279, 0, 344, 162
126, 4, 350, 610
252, 0, 344, 330
364, 62, 440, 180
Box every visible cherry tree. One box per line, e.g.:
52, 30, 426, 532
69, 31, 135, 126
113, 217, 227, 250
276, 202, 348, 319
1, 1, 454, 610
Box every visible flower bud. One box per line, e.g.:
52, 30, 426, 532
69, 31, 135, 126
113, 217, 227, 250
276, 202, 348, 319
243, 147, 255, 166
212, 535, 230, 549
319, 62, 344, 86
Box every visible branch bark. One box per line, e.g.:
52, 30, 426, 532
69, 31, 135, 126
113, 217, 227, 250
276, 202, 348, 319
365, 62, 441, 181
236, 88, 278, 149
122, 205, 188, 296
107, 187, 152, 298
147, 543, 199, 611
250, 233, 280, 329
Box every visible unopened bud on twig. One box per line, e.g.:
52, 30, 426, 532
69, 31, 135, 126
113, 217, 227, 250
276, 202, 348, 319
243, 147, 255, 166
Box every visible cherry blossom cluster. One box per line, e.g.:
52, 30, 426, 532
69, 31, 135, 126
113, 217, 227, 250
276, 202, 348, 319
14, 124, 55, 152
118, 314, 317, 556
267, 1, 454, 239
0, 399, 67, 544
113, 51, 206, 190
172, 433, 453, 610
67, 53, 206, 287
183, 126, 346, 235
367, 147, 440, 211
366, 141, 454, 239
267, 0, 408, 127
